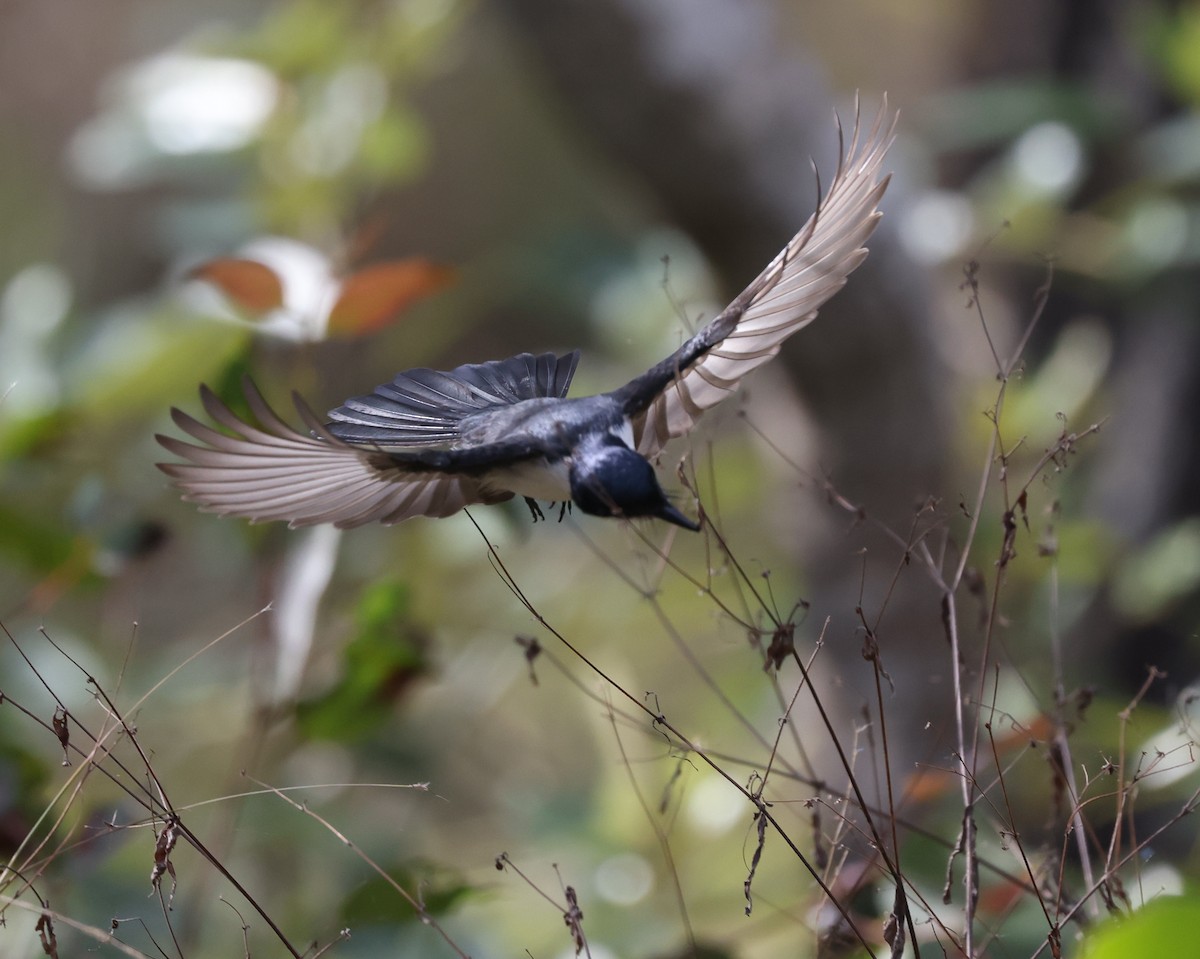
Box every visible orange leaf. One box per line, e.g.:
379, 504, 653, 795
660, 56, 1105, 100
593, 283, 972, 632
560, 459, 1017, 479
991, 713, 1056, 752
190, 258, 285, 316
978, 877, 1027, 916
326, 259, 455, 337
903, 765, 958, 803
902, 715, 1055, 805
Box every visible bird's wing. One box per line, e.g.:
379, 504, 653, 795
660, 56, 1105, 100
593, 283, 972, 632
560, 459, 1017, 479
616, 100, 896, 458
325, 350, 580, 446
156, 379, 553, 529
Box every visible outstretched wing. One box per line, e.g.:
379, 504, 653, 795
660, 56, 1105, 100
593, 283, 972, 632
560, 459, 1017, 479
616, 100, 896, 458
157, 380, 527, 529
157, 352, 581, 529
326, 350, 580, 447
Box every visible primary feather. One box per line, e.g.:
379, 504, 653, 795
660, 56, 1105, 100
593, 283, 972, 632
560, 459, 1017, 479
156, 381, 509, 528
617, 99, 895, 456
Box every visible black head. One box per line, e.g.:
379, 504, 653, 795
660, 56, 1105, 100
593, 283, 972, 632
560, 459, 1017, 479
569, 441, 699, 531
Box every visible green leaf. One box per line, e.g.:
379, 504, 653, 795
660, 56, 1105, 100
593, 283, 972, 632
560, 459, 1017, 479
0, 505, 83, 575
339, 859, 474, 925
64, 303, 248, 420
296, 580, 431, 741
357, 108, 429, 183
1079, 895, 1200, 959
1149, 4, 1200, 105
1112, 518, 1200, 622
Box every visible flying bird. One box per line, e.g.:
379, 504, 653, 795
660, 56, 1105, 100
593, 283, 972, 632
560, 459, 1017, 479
157, 104, 895, 532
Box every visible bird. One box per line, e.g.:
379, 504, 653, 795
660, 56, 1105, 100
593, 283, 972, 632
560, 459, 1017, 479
157, 103, 895, 533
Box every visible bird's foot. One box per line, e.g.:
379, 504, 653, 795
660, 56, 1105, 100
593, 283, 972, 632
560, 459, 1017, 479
524, 497, 546, 522
557, 501, 571, 523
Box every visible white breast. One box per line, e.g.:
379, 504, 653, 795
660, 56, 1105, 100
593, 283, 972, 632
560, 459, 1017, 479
487, 458, 573, 502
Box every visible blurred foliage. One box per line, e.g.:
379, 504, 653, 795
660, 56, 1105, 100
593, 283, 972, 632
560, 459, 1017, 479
1079, 893, 1200, 958
297, 580, 432, 742
338, 858, 474, 924
1149, 3, 1200, 104
227, 0, 461, 233
1, 0, 1200, 957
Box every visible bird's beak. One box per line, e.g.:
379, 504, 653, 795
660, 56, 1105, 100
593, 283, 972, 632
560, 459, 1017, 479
657, 502, 701, 532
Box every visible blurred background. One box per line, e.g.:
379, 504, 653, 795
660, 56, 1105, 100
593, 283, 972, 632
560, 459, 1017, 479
2, 1, 1200, 957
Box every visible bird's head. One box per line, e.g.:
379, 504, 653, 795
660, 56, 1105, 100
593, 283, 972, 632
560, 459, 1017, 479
569, 439, 699, 531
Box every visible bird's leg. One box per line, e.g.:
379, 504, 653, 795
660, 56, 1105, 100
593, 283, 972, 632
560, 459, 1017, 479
524, 497, 546, 522
557, 501, 571, 523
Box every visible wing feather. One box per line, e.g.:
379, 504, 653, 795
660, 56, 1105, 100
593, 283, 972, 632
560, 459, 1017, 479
626, 98, 896, 456
156, 379, 505, 529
